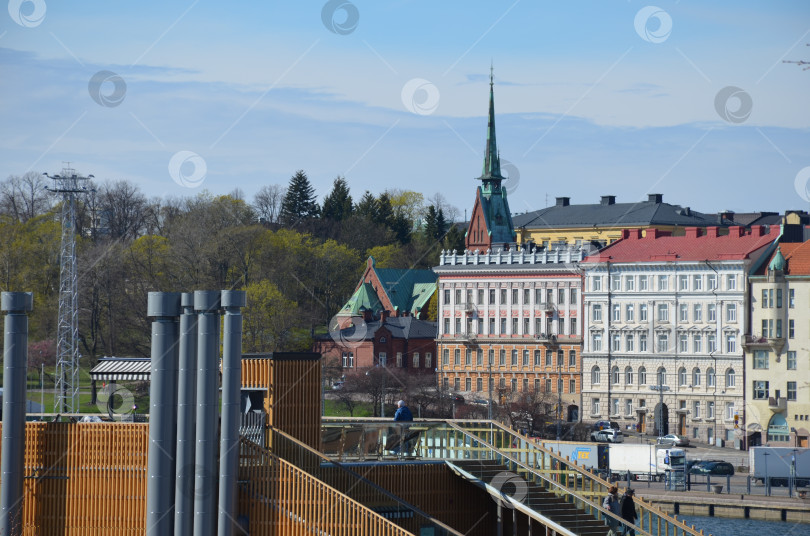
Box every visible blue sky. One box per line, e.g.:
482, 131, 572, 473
1, 1, 809, 217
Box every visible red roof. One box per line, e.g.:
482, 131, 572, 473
584, 225, 779, 263
760, 240, 810, 275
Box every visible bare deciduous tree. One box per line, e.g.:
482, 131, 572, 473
253, 184, 286, 224
0, 171, 52, 222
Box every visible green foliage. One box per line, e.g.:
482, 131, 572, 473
280, 170, 319, 225
321, 176, 353, 221
243, 279, 299, 352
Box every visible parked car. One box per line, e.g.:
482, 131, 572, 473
593, 420, 620, 431
690, 460, 735, 476
657, 434, 690, 447
591, 429, 624, 443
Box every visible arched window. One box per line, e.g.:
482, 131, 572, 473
625, 366, 633, 385
591, 366, 601, 385
726, 368, 736, 387
657, 367, 667, 386
678, 367, 687, 386
707, 367, 715, 387
612, 366, 620, 385
692, 367, 701, 387
638, 366, 647, 385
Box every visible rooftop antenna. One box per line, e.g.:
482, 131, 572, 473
44, 164, 94, 414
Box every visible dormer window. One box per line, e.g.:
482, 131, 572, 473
379, 337, 386, 343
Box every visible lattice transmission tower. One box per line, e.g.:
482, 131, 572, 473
45, 166, 93, 414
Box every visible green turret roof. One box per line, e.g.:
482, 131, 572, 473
769, 246, 786, 271
339, 282, 383, 316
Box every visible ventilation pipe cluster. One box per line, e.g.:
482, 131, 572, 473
144, 290, 246, 536
0, 292, 33, 536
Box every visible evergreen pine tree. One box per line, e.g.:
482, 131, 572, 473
422, 205, 438, 242
355, 191, 378, 221
375, 193, 394, 226
280, 170, 319, 226
321, 176, 353, 221
435, 207, 447, 240
444, 223, 466, 252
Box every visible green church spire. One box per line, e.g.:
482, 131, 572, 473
480, 65, 503, 185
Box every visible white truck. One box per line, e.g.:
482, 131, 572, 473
607, 443, 686, 482
749, 447, 810, 487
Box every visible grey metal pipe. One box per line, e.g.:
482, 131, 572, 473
146, 292, 181, 536
0, 292, 33, 536
175, 292, 198, 536
193, 291, 221, 536
217, 290, 246, 536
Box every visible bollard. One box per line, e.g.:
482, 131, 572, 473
747, 475, 751, 495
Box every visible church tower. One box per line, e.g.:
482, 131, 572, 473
465, 68, 517, 253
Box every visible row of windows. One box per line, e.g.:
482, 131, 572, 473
445, 375, 577, 394
759, 318, 795, 339
591, 273, 738, 292
442, 347, 578, 368
591, 398, 737, 420
753, 350, 798, 370
591, 331, 737, 354
590, 365, 736, 388
760, 288, 795, 308
342, 351, 433, 369
443, 287, 579, 307
443, 316, 578, 336
592, 302, 737, 323
752, 381, 798, 401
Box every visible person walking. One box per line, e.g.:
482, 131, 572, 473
602, 485, 620, 536
620, 488, 638, 536
394, 400, 413, 422
390, 400, 414, 455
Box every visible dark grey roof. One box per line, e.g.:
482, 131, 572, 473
727, 212, 781, 227
512, 199, 733, 230
318, 316, 437, 342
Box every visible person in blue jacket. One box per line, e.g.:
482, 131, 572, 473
392, 400, 414, 455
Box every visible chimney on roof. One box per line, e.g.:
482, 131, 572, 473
556, 197, 570, 207
752, 225, 764, 237
707, 227, 719, 238
730, 226, 743, 238
601, 195, 616, 206
685, 227, 700, 239
380, 310, 390, 323
645, 228, 661, 240
648, 193, 663, 203
622, 229, 642, 239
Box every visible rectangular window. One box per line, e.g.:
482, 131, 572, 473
500, 318, 506, 335
789, 319, 795, 339
768, 289, 774, 308
612, 304, 621, 322
523, 288, 530, 305
454, 378, 460, 391
657, 332, 669, 353
592, 277, 602, 291
489, 289, 495, 304
626, 333, 634, 352
512, 318, 518, 334
488, 349, 494, 366
693, 275, 703, 290
640, 304, 648, 322
523, 318, 530, 335
467, 289, 473, 305
425, 353, 432, 368
787, 381, 797, 401
708, 304, 716, 322
592, 332, 602, 351
693, 401, 700, 419
639, 334, 647, 352
453, 349, 460, 365
443, 318, 450, 335
465, 377, 471, 391
379, 352, 387, 367
776, 319, 783, 338
522, 350, 529, 367
789, 288, 795, 308
639, 276, 648, 291
777, 289, 783, 308
611, 275, 621, 291
625, 276, 635, 291
534, 350, 541, 366
726, 402, 735, 421
679, 274, 688, 291
727, 275, 736, 290
546, 378, 552, 393
787, 351, 797, 370
489, 317, 495, 335
592, 304, 602, 321
455, 318, 461, 334
547, 288, 554, 306
500, 289, 506, 304
679, 333, 688, 352
442, 349, 449, 366
611, 333, 621, 351
396, 352, 403, 367
476, 377, 483, 392
558, 317, 564, 334
499, 377, 505, 389
455, 289, 462, 304
570, 318, 577, 335
726, 334, 736, 353
465, 349, 471, 366
535, 288, 542, 304
707, 401, 714, 419
512, 288, 518, 304
511, 349, 518, 366
707, 334, 716, 353
726, 303, 737, 322
753, 380, 769, 400
592, 398, 600, 415
761, 288, 768, 309
625, 399, 632, 415
693, 304, 702, 322
658, 275, 668, 291
558, 288, 565, 304
693, 334, 702, 353
499, 350, 506, 366
708, 274, 717, 290
476, 349, 483, 366
569, 350, 576, 367
570, 288, 578, 305
523, 378, 529, 392
679, 303, 688, 322
570, 379, 576, 393
626, 304, 634, 322
413, 352, 420, 368
478, 289, 484, 305
657, 304, 669, 322
545, 350, 553, 367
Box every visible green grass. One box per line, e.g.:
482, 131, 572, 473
324, 398, 374, 417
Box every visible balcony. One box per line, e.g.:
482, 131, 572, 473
457, 332, 477, 344
743, 334, 786, 354
454, 302, 477, 315
768, 397, 787, 412
538, 302, 556, 313
535, 333, 557, 344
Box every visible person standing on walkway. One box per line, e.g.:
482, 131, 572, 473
394, 400, 413, 422
602, 485, 620, 535
620, 488, 637, 535
392, 400, 414, 455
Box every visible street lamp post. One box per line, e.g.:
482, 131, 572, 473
556, 349, 562, 441
488, 354, 493, 421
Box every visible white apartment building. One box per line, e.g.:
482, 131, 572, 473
581, 226, 779, 445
